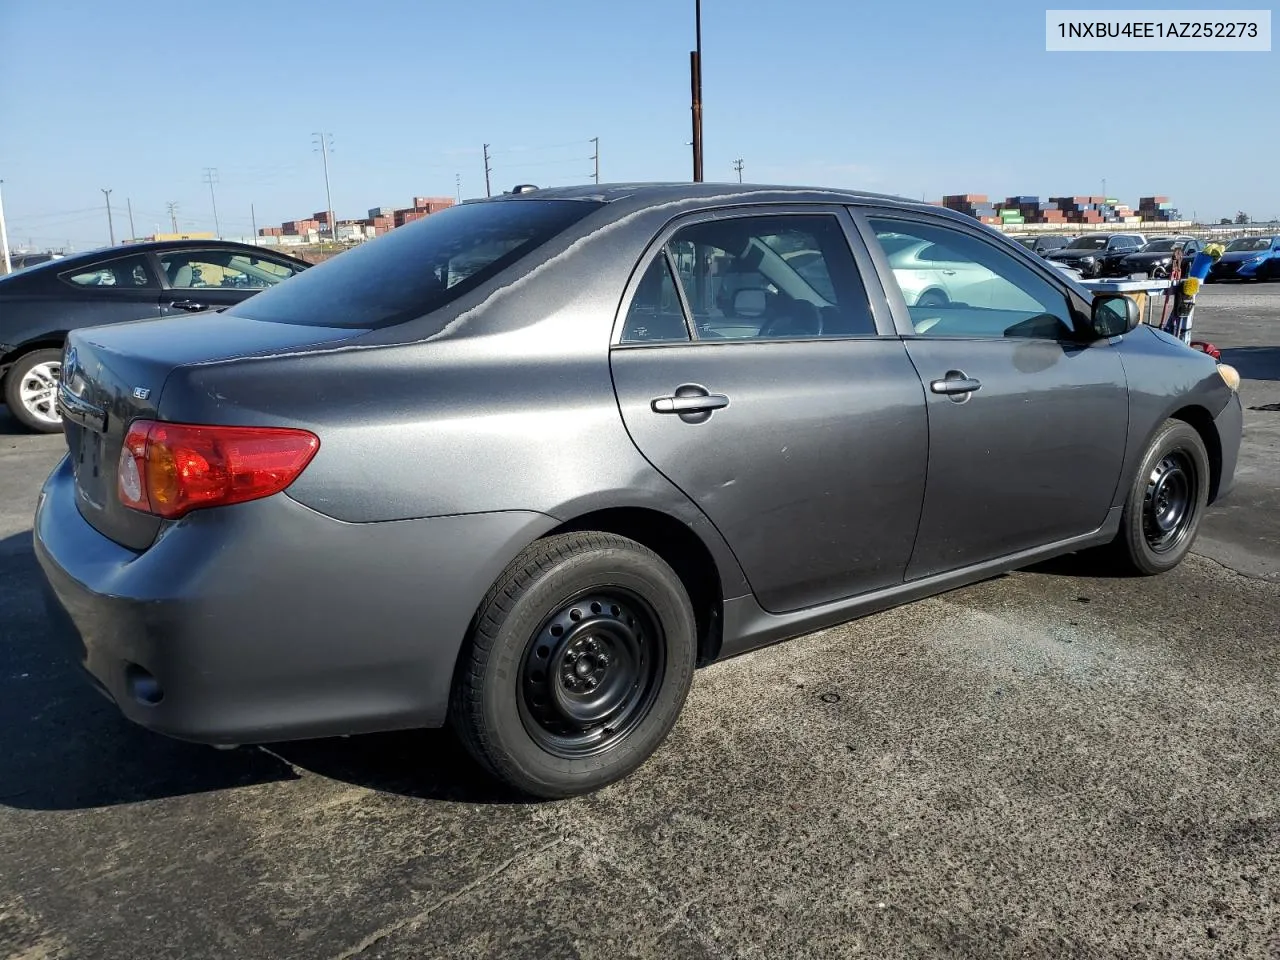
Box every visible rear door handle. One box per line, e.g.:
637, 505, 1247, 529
930, 376, 982, 395
168, 299, 206, 312
651, 393, 730, 414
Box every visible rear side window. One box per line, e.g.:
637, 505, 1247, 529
235, 199, 603, 329
60, 254, 157, 289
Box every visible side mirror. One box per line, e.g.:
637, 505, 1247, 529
732, 287, 768, 319
1090, 294, 1139, 338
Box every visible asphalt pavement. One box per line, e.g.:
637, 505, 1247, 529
1, 285, 1277, 960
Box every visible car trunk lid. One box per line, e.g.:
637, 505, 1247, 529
59, 313, 361, 550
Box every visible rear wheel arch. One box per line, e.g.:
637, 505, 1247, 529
543, 507, 725, 665
1, 334, 69, 380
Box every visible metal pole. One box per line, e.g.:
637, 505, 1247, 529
483, 143, 492, 197
126, 198, 136, 241
592, 137, 600, 184
456, 173, 461, 203
167, 201, 179, 233
691, 0, 703, 182
203, 168, 221, 238
251, 202, 257, 237
314, 134, 336, 244
0, 180, 11, 274
101, 188, 115, 245
733, 159, 743, 182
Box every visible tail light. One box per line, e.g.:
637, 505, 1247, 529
118, 420, 319, 519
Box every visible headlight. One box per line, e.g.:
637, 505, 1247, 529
1217, 363, 1240, 391
1080, 256, 1096, 264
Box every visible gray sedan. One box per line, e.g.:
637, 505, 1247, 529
35, 183, 1243, 798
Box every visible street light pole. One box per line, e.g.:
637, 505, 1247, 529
101, 188, 115, 246
0, 179, 12, 274
690, 0, 704, 182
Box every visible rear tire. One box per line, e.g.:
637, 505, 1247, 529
1107, 419, 1209, 576
916, 289, 949, 308
450, 532, 697, 799
4, 348, 64, 433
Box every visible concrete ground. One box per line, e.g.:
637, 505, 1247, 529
1, 285, 1277, 960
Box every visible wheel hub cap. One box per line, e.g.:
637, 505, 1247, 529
18, 361, 62, 425
1143, 451, 1196, 552
519, 591, 665, 759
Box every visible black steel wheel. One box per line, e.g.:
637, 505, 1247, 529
451, 531, 697, 799
518, 590, 665, 759
1108, 418, 1210, 575
1142, 451, 1198, 554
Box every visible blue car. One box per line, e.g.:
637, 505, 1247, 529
1208, 236, 1280, 282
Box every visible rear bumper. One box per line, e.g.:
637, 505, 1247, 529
34, 454, 557, 745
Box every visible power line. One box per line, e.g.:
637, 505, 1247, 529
203, 168, 221, 238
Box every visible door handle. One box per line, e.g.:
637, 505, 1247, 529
168, 299, 206, 312
651, 393, 730, 414
930, 374, 982, 397
941, 269, 957, 275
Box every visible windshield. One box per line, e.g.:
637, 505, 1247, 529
1225, 237, 1274, 252
1143, 239, 1178, 252
234, 199, 604, 329
1066, 236, 1108, 249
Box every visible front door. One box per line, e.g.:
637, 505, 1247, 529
609, 207, 929, 614
856, 211, 1130, 580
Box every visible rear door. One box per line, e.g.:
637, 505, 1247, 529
154, 247, 304, 314
853, 208, 1129, 580
609, 205, 929, 614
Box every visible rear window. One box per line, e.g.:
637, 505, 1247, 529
235, 199, 604, 329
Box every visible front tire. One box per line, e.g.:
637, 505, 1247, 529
4, 348, 64, 433
450, 532, 697, 799
1108, 419, 1210, 575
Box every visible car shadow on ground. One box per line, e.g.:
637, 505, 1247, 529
1218, 346, 1280, 383
0, 531, 533, 811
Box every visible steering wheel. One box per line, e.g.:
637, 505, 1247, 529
757, 299, 824, 338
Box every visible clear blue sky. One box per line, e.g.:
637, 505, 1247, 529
1, 0, 1275, 250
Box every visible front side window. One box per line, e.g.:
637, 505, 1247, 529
60, 254, 156, 289
661, 214, 876, 340
868, 217, 1075, 340
159, 250, 301, 290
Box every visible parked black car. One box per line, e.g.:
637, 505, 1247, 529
1102, 236, 1203, 278
1044, 233, 1146, 278
1012, 235, 1073, 256
0, 239, 310, 431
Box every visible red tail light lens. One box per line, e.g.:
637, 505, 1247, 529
118, 420, 320, 519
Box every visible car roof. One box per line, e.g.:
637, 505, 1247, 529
479, 181, 984, 225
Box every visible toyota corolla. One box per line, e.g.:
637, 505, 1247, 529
35, 184, 1243, 798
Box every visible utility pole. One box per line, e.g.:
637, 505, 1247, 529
483, 143, 492, 197
1101, 177, 1107, 199
203, 168, 221, 238
312, 133, 336, 243
591, 137, 600, 184
166, 201, 179, 233
101, 188, 115, 246
251, 202, 257, 238
0, 180, 11, 274
733, 158, 743, 183
126, 197, 136, 241
690, 0, 704, 182
455, 173, 461, 203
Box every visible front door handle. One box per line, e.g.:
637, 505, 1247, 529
651, 393, 730, 414
168, 299, 206, 312
930, 372, 982, 399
